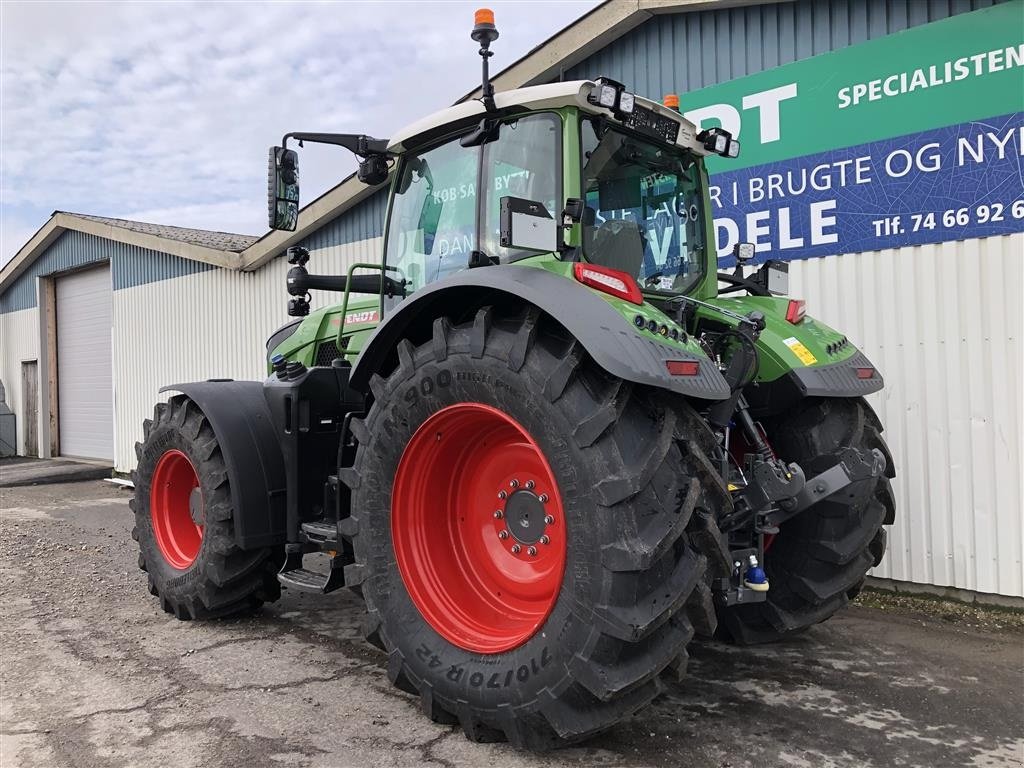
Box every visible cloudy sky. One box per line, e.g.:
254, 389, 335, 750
0, 0, 598, 265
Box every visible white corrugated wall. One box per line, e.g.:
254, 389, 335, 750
790, 233, 1024, 598
0, 307, 42, 456
111, 237, 382, 473
107, 231, 1022, 598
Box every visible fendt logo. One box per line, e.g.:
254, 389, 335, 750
344, 310, 379, 325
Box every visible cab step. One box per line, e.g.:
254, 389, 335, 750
277, 547, 345, 594
301, 520, 338, 546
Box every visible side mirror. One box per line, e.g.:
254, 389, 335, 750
268, 146, 299, 231
499, 196, 557, 253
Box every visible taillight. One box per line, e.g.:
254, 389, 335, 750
666, 360, 700, 376
785, 299, 806, 324
855, 367, 875, 379
573, 262, 643, 305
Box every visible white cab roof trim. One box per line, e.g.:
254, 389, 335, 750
387, 79, 706, 157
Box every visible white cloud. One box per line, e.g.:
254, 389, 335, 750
1, 0, 598, 266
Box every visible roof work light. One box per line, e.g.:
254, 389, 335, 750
589, 77, 636, 116
697, 127, 741, 159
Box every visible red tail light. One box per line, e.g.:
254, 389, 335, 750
785, 299, 806, 324
855, 367, 875, 379
573, 262, 643, 305
666, 360, 700, 376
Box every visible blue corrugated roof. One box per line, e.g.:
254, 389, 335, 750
563, 0, 1004, 97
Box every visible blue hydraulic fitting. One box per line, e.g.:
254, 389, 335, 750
744, 554, 769, 592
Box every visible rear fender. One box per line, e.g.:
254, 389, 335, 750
350, 265, 730, 400
159, 380, 286, 550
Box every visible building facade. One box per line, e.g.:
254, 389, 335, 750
2, 0, 1021, 599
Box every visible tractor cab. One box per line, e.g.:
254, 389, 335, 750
266, 41, 742, 333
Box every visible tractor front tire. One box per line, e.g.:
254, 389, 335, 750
131, 395, 283, 620
717, 397, 896, 644
341, 307, 728, 749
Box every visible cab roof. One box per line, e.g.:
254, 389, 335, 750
387, 79, 703, 157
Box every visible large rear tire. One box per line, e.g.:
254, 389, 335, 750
717, 397, 896, 644
340, 307, 729, 749
131, 395, 284, 620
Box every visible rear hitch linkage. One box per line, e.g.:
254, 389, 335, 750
703, 307, 888, 608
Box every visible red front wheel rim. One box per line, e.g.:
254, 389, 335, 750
392, 403, 567, 654
150, 449, 203, 569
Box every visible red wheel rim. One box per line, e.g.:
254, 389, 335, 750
392, 403, 567, 654
150, 449, 203, 570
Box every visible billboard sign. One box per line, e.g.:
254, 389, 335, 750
677, 2, 1024, 263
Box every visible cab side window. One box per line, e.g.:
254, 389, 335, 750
385, 139, 479, 292
480, 114, 561, 261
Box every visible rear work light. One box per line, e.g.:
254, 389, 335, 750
785, 299, 806, 324
573, 262, 643, 305
666, 360, 700, 376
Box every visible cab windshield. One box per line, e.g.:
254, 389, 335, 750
581, 118, 706, 295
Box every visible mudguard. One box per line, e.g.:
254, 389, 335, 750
349, 265, 731, 400
159, 380, 286, 549
745, 350, 884, 415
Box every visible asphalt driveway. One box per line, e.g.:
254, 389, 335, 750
1, 480, 1021, 768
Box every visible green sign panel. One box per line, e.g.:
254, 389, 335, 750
678, 1, 1024, 172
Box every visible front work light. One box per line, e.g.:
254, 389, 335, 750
618, 91, 635, 114
697, 127, 740, 159
733, 242, 755, 262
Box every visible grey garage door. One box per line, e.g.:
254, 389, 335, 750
57, 264, 113, 461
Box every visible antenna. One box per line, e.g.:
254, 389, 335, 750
471, 9, 499, 112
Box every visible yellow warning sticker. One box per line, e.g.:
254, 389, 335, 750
783, 336, 818, 366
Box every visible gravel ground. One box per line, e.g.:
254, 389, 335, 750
1, 480, 1022, 768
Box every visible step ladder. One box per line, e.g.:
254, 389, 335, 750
276, 520, 346, 594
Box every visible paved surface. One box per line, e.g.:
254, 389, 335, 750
1, 481, 1022, 768
0, 458, 111, 488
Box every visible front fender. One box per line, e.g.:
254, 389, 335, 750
159, 380, 286, 549
350, 265, 730, 400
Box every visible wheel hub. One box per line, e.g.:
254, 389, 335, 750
392, 402, 566, 654
150, 449, 203, 570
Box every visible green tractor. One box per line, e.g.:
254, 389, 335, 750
132, 10, 895, 750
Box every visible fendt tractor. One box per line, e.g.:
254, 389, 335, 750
132, 11, 895, 749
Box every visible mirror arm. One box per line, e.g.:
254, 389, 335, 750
282, 132, 394, 158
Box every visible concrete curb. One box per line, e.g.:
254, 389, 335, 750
0, 458, 112, 488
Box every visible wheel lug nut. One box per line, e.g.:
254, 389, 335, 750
493, 510, 503, 519
527, 546, 537, 556
525, 480, 535, 489
539, 494, 549, 503
544, 515, 554, 525
509, 479, 519, 488
498, 530, 509, 540
498, 490, 507, 500
511, 544, 521, 554
540, 535, 550, 545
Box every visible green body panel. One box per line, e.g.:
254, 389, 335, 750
699, 296, 858, 382
268, 296, 380, 369
271, 104, 865, 391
